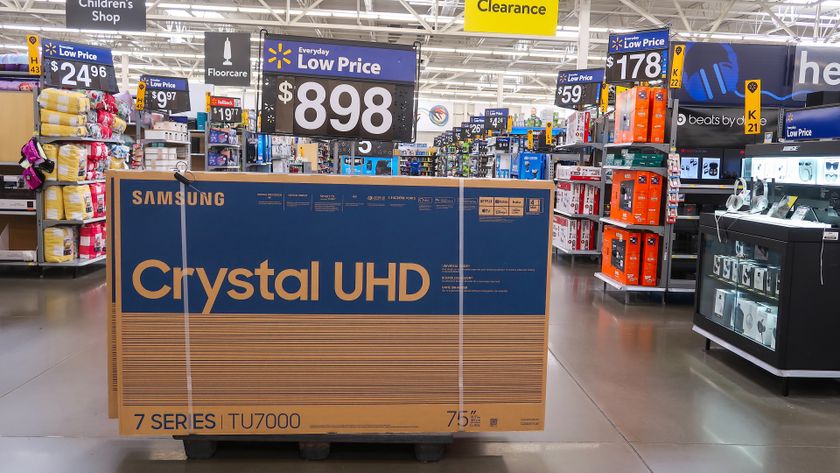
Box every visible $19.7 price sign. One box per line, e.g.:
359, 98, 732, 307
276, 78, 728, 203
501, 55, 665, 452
260, 34, 417, 141
554, 68, 604, 108
140, 75, 191, 113
210, 96, 242, 124
42, 39, 117, 92
605, 28, 669, 84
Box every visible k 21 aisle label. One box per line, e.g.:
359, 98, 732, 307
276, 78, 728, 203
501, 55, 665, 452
484, 108, 509, 132
140, 75, 190, 113
784, 105, 840, 141
260, 34, 417, 141
205, 32, 251, 86
42, 39, 117, 92
605, 28, 669, 83
210, 96, 243, 124
554, 68, 604, 108
65, 0, 146, 31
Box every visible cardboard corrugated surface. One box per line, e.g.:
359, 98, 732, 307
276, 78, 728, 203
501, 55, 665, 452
107, 171, 552, 435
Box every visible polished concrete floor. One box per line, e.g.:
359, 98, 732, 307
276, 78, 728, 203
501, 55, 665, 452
1, 259, 840, 472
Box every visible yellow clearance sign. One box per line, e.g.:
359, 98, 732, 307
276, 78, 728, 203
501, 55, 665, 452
464, 0, 559, 36
744, 80, 761, 135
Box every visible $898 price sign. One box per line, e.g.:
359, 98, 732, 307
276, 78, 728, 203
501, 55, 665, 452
262, 75, 413, 141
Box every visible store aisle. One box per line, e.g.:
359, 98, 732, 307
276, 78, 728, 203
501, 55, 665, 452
1, 262, 839, 472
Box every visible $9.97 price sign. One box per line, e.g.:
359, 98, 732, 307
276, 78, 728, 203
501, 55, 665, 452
605, 28, 669, 84
260, 34, 417, 141
42, 39, 118, 92
140, 75, 191, 113
554, 68, 604, 108
210, 96, 243, 124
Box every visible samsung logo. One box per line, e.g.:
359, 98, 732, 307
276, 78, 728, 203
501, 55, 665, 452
131, 190, 225, 207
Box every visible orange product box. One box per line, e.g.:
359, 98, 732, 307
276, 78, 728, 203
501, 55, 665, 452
611, 171, 648, 224
649, 87, 668, 143
629, 86, 650, 143
646, 172, 663, 225
601, 225, 617, 274
641, 233, 660, 287
614, 228, 642, 285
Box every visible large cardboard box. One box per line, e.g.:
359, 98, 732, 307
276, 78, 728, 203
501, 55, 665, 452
649, 87, 668, 143
107, 171, 552, 436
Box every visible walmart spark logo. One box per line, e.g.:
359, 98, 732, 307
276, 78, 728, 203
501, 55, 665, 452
44, 41, 57, 56
610, 37, 623, 52
267, 43, 292, 70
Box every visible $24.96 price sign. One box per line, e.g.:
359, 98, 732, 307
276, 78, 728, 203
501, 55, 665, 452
260, 34, 417, 141
605, 28, 669, 84
42, 39, 117, 92
554, 68, 604, 108
210, 96, 242, 124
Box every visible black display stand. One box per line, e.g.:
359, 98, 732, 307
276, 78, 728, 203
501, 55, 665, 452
693, 213, 840, 394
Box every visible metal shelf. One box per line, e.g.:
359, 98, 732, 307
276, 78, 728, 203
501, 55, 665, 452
0, 161, 21, 166
594, 272, 666, 292
44, 216, 106, 227
43, 179, 106, 187
554, 244, 600, 256
676, 215, 700, 220
143, 139, 190, 145
671, 253, 698, 260
0, 70, 38, 78
679, 183, 734, 195
0, 210, 35, 216
603, 165, 667, 176
553, 209, 600, 221
0, 259, 39, 267
40, 254, 106, 267
553, 177, 602, 185
600, 217, 665, 235
208, 143, 241, 149
40, 136, 123, 144
605, 142, 670, 152
555, 142, 603, 150
245, 162, 271, 166
208, 165, 240, 169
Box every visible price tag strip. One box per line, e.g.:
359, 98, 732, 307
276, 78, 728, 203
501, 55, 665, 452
210, 96, 243, 124
259, 34, 418, 141
484, 108, 509, 133
140, 75, 191, 114
42, 38, 117, 92
605, 28, 669, 84
554, 68, 604, 109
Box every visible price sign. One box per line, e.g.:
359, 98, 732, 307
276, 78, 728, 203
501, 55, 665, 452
210, 96, 243, 124
469, 116, 485, 137
554, 68, 604, 108
141, 75, 191, 113
485, 108, 509, 133
445, 130, 454, 144
42, 39, 117, 92
460, 122, 472, 141
605, 28, 669, 84
260, 34, 417, 141
453, 127, 465, 142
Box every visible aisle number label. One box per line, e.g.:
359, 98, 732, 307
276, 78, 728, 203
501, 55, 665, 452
599, 83, 609, 113
527, 130, 534, 149
135, 80, 146, 111
26, 35, 41, 75
744, 80, 761, 135
205, 92, 211, 113
545, 122, 553, 145
669, 43, 686, 89
506, 115, 513, 133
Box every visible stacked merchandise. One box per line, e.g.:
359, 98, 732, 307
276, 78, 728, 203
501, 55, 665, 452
143, 118, 189, 171
553, 215, 596, 252
553, 166, 600, 252
207, 127, 240, 169
564, 111, 591, 145
613, 86, 667, 143
609, 169, 662, 225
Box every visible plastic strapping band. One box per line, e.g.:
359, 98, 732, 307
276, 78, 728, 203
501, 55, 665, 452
458, 177, 465, 432
179, 181, 195, 432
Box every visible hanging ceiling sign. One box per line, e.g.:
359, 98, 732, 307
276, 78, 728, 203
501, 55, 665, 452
205, 32, 251, 86
464, 0, 559, 36
605, 28, 669, 84
554, 68, 604, 108
260, 34, 417, 141
42, 38, 117, 92
65, 0, 146, 31
209, 96, 243, 124
139, 75, 190, 114
792, 45, 840, 94
484, 108, 509, 133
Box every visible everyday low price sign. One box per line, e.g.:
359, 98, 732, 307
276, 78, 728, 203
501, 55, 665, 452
554, 68, 603, 108
605, 28, 669, 83
784, 106, 840, 141
260, 34, 417, 141
140, 75, 190, 113
485, 108, 509, 133
464, 0, 559, 36
42, 38, 118, 92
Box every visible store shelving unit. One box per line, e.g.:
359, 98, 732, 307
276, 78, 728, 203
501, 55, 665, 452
552, 169, 606, 266
205, 125, 242, 172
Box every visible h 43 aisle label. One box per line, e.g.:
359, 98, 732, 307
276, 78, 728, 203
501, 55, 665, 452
42, 38, 117, 92
605, 28, 669, 84
260, 34, 417, 141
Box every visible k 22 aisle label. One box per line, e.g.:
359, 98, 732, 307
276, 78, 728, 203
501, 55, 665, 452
42, 39, 118, 92
139, 75, 190, 114
554, 68, 604, 108
605, 28, 669, 84
260, 34, 417, 141
210, 96, 243, 124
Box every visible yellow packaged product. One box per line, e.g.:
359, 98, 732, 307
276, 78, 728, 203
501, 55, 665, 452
38, 88, 90, 114
42, 143, 58, 160
112, 116, 127, 134
40, 123, 87, 138
43, 226, 75, 263
40, 109, 87, 127
57, 144, 88, 182
44, 186, 64, 220
62, 185, 93, 221
109, 156, 127, 170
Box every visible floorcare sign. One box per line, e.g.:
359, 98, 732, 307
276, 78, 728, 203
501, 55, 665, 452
464, 0, 559, 36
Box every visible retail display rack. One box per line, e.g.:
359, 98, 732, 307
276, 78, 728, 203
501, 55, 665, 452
205, 123, 242, 172
135, 112, 191, 171
398, 144, 436, 176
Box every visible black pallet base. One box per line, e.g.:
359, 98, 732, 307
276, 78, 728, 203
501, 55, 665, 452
175, 434, 452, 462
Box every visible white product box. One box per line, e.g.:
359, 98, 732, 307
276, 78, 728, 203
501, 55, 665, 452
564, 111, 591, 145
753, 266, 767, 293
0, 249, 36, 261
713, 254, 722, 276
583, 185, 599, 215
735, 298, 755, 334
556, 165, 601, 181
754, 303, 778, 349
152, 121, 188, 132
713, 289, 737, 326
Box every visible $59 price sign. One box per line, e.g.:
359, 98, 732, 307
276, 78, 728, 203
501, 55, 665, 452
42, 39, 117, 92
554, 68, 604, 108
139, 75, 191, 113
605, 28, 669, 84
260, 34, 417, 141
210, 96, 243, 124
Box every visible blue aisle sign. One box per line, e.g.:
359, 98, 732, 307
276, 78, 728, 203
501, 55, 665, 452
260, 34, 417, 141
115, 174, 551, 316
42, 38, 117, 91
784, 106, 840, 141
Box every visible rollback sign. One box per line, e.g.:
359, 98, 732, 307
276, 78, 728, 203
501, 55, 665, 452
260, 34, 418, 141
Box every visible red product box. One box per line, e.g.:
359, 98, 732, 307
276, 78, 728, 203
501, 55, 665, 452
629, 87, 650, 143
646, 172, 663, 225
649, 87, 668, 143
611, 171, 649, 224
641, 233, 660, 287
603, 225, 642, 285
